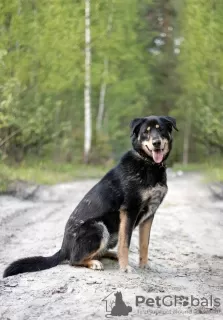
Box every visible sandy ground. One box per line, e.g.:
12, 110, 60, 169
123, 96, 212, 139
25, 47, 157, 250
0, 173, 223, 320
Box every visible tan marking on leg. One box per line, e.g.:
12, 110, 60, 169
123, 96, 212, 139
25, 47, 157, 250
73, 250, 104, 270
72, 237, 107, 269
139, 217, 154, 268
102, 251, 118, 260
118, 210, 129, 271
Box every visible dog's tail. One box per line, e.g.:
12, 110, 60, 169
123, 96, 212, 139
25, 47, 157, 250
3, 250, 65, 278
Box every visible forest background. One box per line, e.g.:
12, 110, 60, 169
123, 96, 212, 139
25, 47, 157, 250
0, 0, 223, 188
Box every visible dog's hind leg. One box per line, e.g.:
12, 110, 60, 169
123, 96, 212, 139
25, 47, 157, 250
100, 232, 118, 260
69, 221, 109, 270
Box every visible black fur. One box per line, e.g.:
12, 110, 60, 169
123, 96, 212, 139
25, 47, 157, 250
3, 115, 177, 277
3, 250, 63, 278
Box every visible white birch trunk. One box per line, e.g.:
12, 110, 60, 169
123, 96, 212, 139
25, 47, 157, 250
84, 0, 91, 163
96, 2, 113, 132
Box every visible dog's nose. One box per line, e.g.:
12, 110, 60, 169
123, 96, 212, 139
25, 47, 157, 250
152, 139, 161, 148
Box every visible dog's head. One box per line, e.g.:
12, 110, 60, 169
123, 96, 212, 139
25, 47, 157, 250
130, 115, 178, 164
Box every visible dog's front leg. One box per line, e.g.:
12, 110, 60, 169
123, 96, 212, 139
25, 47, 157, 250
139, 216, 154, 268
118, 209, 135, 272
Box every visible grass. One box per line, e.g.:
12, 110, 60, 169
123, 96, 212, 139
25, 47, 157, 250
173, 162, 223, 182
172, 163, 208, 172
205, 167, 223, 183
0, 160, 111, 193
1, 159, 223, 193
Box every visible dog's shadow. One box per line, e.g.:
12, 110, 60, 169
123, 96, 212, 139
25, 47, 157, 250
101, 258, 119, 270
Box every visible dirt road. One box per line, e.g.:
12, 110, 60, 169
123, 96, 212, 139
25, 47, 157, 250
0, 173, 223, 319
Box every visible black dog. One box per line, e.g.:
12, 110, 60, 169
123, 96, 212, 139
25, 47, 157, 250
3, 115, 178, 277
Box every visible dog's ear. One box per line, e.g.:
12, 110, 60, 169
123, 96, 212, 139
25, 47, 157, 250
130, 118, 145, 137
160, 116, 178, 132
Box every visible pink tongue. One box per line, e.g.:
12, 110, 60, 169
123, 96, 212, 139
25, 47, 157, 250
152, 150, 164, 163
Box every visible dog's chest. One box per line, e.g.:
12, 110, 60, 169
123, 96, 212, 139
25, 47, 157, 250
138, 184, 168, 224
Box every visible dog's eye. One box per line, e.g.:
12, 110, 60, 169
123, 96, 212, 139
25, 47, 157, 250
155, 124, 160, 129
147, 126, 150, 131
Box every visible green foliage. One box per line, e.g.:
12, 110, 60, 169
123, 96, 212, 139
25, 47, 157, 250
0, 0, 222, 171
173, 161, 223, 183
0, 160, 110, 192
176, 0, 223, 158
0, 0, 151, 162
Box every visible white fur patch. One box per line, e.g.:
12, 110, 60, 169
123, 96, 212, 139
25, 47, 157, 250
139, 184, 168, 224
89, 260, 104, 270
142, 137, 169, 158
98, 222, 110, 251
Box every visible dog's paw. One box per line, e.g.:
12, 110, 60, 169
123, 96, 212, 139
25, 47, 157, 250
89, 260, 104, 270
120, 265, 133, 273
139, 263, 149, 270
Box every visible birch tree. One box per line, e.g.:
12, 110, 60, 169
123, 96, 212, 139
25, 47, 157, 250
84, 0, 91, 163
